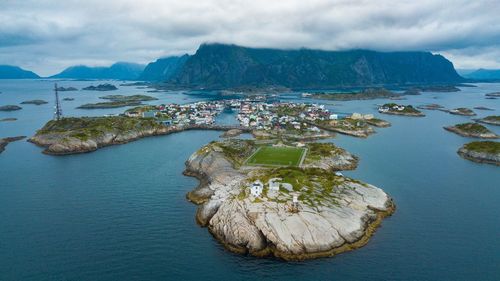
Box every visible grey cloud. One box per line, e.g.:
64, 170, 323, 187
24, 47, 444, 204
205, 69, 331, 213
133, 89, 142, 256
0, 0, 499, 75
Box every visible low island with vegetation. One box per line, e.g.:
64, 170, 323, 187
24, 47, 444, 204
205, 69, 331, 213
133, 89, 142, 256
77, 94, 158, 109
310, 88, 399, 101
448, 107, 476, 116
184, 139, 394, 260
458, 141, 500, 166
20, 100, 48, 105
378, 103, 425, 117
82, 83, 118, 91
28, 116, 171, 155
0, 105, 22, 111
444, 123, 498, 139
476, 115, 500, 126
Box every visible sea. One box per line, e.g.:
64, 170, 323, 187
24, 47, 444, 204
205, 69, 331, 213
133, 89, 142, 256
0, 80, 499, 281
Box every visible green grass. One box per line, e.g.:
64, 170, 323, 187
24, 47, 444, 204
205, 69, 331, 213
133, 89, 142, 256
245, 146, 306, 167
464, 141, 500, 154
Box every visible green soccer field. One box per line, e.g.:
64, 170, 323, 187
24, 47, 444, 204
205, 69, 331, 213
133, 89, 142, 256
245, 146, 306, 167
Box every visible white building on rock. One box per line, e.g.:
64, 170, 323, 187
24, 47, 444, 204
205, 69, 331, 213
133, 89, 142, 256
250, 180, 264, 197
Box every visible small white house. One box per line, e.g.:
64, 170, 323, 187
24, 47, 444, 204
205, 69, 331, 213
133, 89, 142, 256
329, 114, 338, 120
351, 113, 363, 119
250, 180, 264, 197
268, 178, 282, 191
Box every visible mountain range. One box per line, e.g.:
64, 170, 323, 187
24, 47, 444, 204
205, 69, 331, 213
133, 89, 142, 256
163, 43, 463, 89
1, 44, 468, 88
460, 69, 500, 81
50, 62, 145, 80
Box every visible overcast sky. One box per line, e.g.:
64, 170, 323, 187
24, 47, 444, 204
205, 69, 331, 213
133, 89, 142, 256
1, 0, 499, 76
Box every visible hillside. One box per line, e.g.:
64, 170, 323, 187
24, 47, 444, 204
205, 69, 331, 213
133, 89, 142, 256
462, 69, 500, 80
138, 55, 188, 81
0, 65, 40, 79
166, 43, 463, 89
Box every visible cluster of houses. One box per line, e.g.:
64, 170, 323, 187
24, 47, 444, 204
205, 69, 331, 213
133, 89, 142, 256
125, 101, 225, 126
378, 104, 406, 113
236, 101, 338, 131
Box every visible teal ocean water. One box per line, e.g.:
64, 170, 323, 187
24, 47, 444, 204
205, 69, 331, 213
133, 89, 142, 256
1, 80, 499, 280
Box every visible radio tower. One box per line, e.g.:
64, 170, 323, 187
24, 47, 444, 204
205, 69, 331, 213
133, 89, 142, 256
54, 83, 63, 120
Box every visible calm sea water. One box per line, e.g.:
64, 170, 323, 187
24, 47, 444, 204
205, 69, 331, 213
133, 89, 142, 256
0, 80, 499, 280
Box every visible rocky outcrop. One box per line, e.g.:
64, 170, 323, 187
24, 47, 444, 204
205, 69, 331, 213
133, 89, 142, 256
444, 123, 498, 139
476, 116, 500, 126
0, 136, 26, 154
458, 142, 500, 166
0, 105, 22, 111
184, 141, 394, 260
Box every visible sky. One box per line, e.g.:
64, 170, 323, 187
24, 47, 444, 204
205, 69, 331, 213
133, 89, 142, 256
1, 0, 500, 76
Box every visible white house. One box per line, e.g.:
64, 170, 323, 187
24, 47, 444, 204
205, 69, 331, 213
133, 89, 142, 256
268, 178, 282, 191
250, 180, 264, 197
351, 113, 363, 119
329, 114, 338, 120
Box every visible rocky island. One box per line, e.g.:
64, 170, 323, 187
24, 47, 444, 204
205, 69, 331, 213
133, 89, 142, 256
82, 83, 118, 91
458, 141, 500, 166
20, 99, 48, 105
0, 136, 26, 154
448, 107, 476, 116
77, 94, 157, 109
56, 86, 78, 91
310, 88, 399, 101
29, 117, 171, 155
476, 115, 500, 126
485, 92, 500, 98
0, 105, 22, 111
444, 123, 498, 139
0, 118, 17, 122
378, 103, 425, 117
417, 103, 445, 111
309, 119, 376, 138
184, 140, 394, 260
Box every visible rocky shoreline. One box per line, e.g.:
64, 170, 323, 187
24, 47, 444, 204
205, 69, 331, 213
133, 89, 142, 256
29, 117, 253, 155
444, 123, 498, 139
458, 141, 500, 166
184, 140, 395, 260
0, 136, 26, 154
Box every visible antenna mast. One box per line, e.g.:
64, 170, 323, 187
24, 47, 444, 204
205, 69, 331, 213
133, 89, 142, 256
54, 83, 63, 120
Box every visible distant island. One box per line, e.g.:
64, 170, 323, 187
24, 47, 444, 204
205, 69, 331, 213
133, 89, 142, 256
309, 88, 399, 101
57, 86, 78, 91
0, 118, 17, 122
184, 139, 395, 260
444, 123, 498, 139
0, 65, 39, 79
476, 115, 500, 126
448, 108, 476, 116
82, 84, 118, 91
0, 105, 22, 111
458, 141, 500, 165
77, 94, 158, 109
378, 103, 425, 117
20, 100, 48, 105
485, 92, 500, 98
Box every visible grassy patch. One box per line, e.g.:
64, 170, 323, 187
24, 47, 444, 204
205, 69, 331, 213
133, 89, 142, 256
463, 141, 500, 154
455, 123, 491, 134
245, 146, 305, 167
